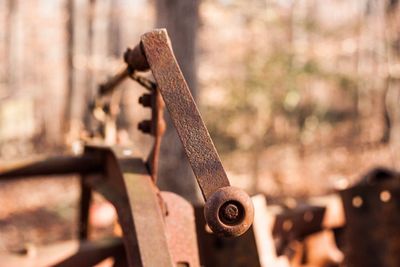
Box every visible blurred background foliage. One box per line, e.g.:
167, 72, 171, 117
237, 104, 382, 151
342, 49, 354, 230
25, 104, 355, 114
0, 0, 399, 198
1, 0, 400, 253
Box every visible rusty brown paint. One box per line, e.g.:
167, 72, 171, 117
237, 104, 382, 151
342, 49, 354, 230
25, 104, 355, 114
162, 192, 201, 267
83, 145, 175, 267
204, 186, 254, 237
147, 88, 165, 182
140, 29, 253, 237
141, 29, 230, 200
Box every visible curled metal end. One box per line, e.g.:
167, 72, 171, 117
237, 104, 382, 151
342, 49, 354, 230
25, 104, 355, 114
204, 186, 254, 237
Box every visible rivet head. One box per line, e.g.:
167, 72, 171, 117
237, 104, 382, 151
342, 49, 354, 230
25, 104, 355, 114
204, 186, 254, 237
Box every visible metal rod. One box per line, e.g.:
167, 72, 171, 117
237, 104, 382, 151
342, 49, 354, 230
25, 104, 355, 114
0, 155, 102, 179
98, 67, 129, 96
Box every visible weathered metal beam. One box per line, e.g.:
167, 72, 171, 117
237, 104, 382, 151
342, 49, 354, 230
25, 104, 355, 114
141, 29, 230, 200
83, 146, 175, 267
98, 44, 149, 97
0, 238, 125, 267
0, 155, 102, 179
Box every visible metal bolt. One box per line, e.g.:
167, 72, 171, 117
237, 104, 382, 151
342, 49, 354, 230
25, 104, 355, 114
123, 48, 132, 64
222, 203, 240, 222
138, 120, 152, 134
139, 94, 152, 107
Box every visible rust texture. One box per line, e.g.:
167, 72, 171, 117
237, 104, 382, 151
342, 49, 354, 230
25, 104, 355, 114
141, 29, 253, 237
0, 28, 257, 267
0, 145, 199, 267
204, 186, 254, 237
137, 81, 166, 182
141, 29, 230, 200
162, 192, 201, 267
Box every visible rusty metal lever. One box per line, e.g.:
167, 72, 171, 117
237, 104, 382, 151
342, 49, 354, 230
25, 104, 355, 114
138, 29, 254, 237
93, 29, 254, 237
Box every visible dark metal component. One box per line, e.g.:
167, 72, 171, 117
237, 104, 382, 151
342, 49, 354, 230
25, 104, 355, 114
78, 176, 92, 240
128, 72, 157, 92
195, 206, 261, 267
204, 186, 253, 237
145, 88, 165, 182
123, 44, 150, 72
0, 238, 125, 267
54, 238, 126, 267
98, 68, 129, 96
222, 203, 240, 222
0, 155, 102, 179
139, 93, 152, 107
272, 205, 326, 241
98, 44, 149, 97
340, 168, 400, 267
138, 120, 152, 134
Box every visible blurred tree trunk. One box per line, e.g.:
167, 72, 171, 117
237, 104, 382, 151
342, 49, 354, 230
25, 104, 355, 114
155, 0, 201, 202
384, 0, 398, 141
384, 0, 400, 167
83, 0, 95, 128
108, 0, 121, 58
64, 0, 74, 137
68, 0, 92, 139
6, 0, 18, 92
3, 0, 14, 88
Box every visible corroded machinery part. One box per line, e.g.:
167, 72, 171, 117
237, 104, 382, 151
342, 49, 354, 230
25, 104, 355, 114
204, 186, 254, 237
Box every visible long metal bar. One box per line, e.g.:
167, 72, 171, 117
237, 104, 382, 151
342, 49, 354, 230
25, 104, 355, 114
84, 146, 175, 267
141, 29, 230, 200
0, 155, 102, 179
78, 175, 92, 240
0, 238, 124, 267
98, 67, 129, 96
98, 44, 150, 97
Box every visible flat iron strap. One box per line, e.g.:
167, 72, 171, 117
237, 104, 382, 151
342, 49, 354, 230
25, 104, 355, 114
141, 29, 230, 199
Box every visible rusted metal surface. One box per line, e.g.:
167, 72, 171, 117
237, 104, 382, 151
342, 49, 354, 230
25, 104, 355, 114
0, 28, 258, 266
204, 186, 254, 237
162, 192, 201, 267
138, 85, 166, 182
273, 205, 325, 246
195, 195, 290, 267
98, 44, 149, 97
141, 29, 230, 200
340, 168, 400, 267
196, 194, 343, 267
94, 28, 254, 237
82, 145, 175, 267
0, 144, 201, 267
0, 238, 125, 267
140, 29, 253, 237
195, 205, 261, 267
